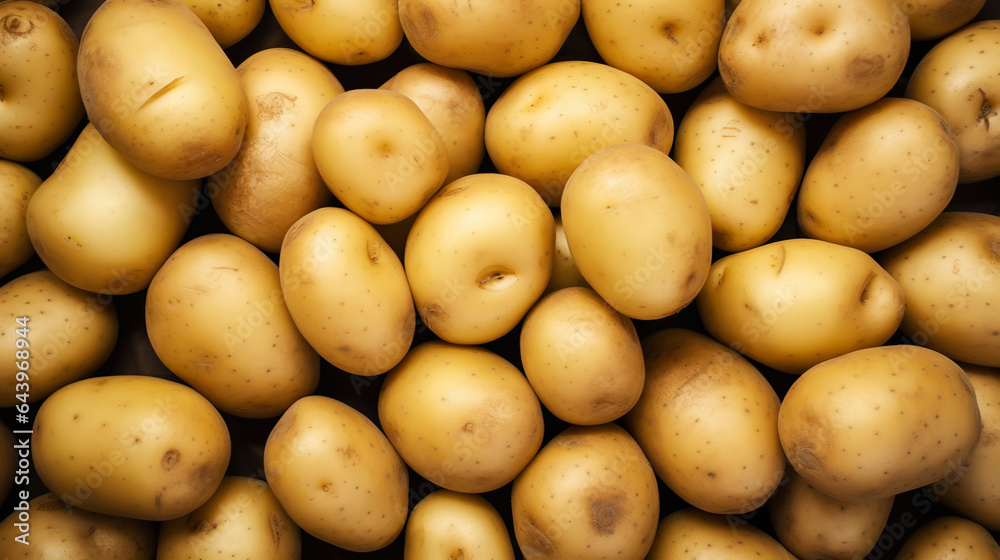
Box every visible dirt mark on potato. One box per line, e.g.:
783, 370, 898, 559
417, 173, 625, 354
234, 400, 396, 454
589, 491, 627, 535
256, 92, 297, 123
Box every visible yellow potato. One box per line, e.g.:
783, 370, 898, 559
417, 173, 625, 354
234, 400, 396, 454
178, 0, 265, 48
0, 160, 42, 277
561, 144, 712, 321
33, 375, 231, 521
279, 207, 415, 376
895, 516, 1000, 559
77, 0, 247, 180
378, 341, 544, 493
209, 47, 344, 253
797, 97, 960, 253
145, 233, 320, 418
696, 237, 905, 373
0, 270, 118, 407
647, 508, 797, 560
485, 60, 674, 205
902, 0, 988, 40
404, 490, 516, 560
778, 345, 982, 502
270, 0, 402, 65
0, 1, 84, 163
545, 215, 589, 294
264, 395, 409, 553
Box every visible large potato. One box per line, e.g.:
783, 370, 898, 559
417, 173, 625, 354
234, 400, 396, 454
696, 237, 905, 373
404, 490, 516, 560
33, 375, 231, 521
895, 516, 1000, 559
77, 0, 247, 180
0, 160, 42, 277
561, 144, 713, 321
269, 0, 402, 65
718, 0, 910, 113
778, 345, 982, 502
647, 508, 796, 560
0, 1, 84, 163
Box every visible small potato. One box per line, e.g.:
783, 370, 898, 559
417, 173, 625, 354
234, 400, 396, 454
545, 215, 589, 294
0, 1, 84, 162
404, 490, 516, 560
264, 395, 409, 553
520, 287, 645, 425
561, 144, 712, 321
895, 516, 1000, 560
510, 423, 659, 560
270, 0, 402, 65
178, 0, 264, 48
33, 375, 231, 521
0, 270, 118, 406
778, 345, 982, 502
623, 328, 785, 514
313, 89, 450, 225
0, 160, 42, 277
647, 507, 796, 560
903, 0, 989, 41
378, 341, 544, 493
696, 237, 905, 373
156, 476, 300, 560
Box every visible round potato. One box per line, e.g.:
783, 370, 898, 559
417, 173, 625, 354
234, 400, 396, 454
178, 0, 265, 48
0, 270, 118, 407
561, 143, 712, 321
146, 233, 320, 418
33, 375, 231, 521
270, 0, 402, 65
903, 0, 988, 41
696, 237, 905, 373
718, 0, 910, 113
0, 1, 84, 163
378, 341, 544, 493
895, 516, 1000, 560
156, 476, 300, 560
797, 97, 960, 253
77, 0, 247, 180
279, 207, 415, 376
0, 160, 42, 277
404, 490, 516, 560
878, 211, 1000, 368
264, 395, 409, 553
778, 345, 982, 502
510, 423, 659, 560
209, 47, 344, 253
485, 60, 674, 205
647, 507, 796, 560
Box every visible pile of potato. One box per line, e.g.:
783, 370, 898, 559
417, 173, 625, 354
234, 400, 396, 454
0, 0, 999, 558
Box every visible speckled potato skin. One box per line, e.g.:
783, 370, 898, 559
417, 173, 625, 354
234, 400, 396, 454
797, 97, 960, 253
404, 490, 516, 560
647, 507, 797, 560
32, 375, 232, 521
378, 341, 544, 494
177, 0, 264, 48
145, 233, 320, 418
263, 395, 409, 553
0, 160, 41, 278
269, 0, 402, 65
623, 328, 784, 515
905, 0, 988, 40
718, 0, 910, 113
895, 516, 1000, 560
510, 423, 659, 560
778, 345, 982, 502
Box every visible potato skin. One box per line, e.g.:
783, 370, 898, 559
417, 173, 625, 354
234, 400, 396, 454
0, 160, 42, 278
270, 0, 402, 65
904, 0, 988, 40
647, 507, 796, 560
404, 490, 516, 560
895, 516, 1000, 560
178, 0, 264, 48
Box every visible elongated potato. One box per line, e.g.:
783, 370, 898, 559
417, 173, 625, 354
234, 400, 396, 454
648, 508, 796, 560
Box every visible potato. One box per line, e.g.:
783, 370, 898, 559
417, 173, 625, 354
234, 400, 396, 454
279, 207, 414, 376
582, 0, 725, 93
146, 233, 320, 418
77, 0, 247, 180
878, 212, 1000, 367
404, 490, 516, 560
25, 124, 198, 295
895, 516, 1000, 559
778, 345, 982, 502
0, 270, 118, 407
264, 395, 409, 553
398, 0, 580, 78
380, 62, 486, 185
209, 47, 344, 253
510, 423, 659, 560
545, 215, 589, 294
405, 173, 554, 345
718, 0, 910, 113
903, 0, 989, 41
673, 76, 806, 252
647, 507, 796, 560
178, 0, 264, 48
0, 1, 84, 163
936, 363, 1000, 531
519, 287, 644, 425
905, 20, 1000, 183
312, 89, 450, 225
269, 0, 402, 65
767, 467, 894, 560
378, 341, 544, 493
561, 144, 712, 321
485, 60, 674, 205
623, 328, 785, 514
33, 375, 231, 521
0, 160, 42, 277
797, 97, 960, 253
0, 493, 157, 558
696, 237, 905, 374
156, 476, 300, 560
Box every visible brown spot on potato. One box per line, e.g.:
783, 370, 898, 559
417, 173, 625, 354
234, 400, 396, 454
450, 549, 466, 560
518, 517, 554, 557
161, 449, 180, 470
271, 512, 284, 548
401, 3, 438, 47
848, 55, 885, 80
36, 496, 69, 512
647, 107, 671, 150
589, 492, 626, 535
256, 92, 297, 123
0, 14, 33, 38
